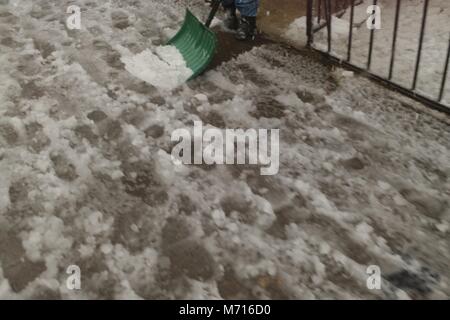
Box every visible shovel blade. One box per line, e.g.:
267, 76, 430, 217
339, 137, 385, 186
167, 10, 217, 79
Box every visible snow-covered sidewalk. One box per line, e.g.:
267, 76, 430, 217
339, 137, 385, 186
0, 0, 449, 300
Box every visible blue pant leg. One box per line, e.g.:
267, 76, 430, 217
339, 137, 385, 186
234, 0, 259, 17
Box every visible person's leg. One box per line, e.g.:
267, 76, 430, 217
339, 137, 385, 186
222, 0, 239, 30
234, 0, 259, 40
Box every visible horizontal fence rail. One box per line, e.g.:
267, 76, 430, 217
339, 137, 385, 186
306, 0, 450, 115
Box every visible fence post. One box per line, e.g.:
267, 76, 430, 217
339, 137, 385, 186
367, 0, 378, 70
388, 0, 402, 80
306, 0, 313, 46
324, 0, 332, 53
347, 0, 355, 62
412, 0, 429, 90
439, 37, 450, 102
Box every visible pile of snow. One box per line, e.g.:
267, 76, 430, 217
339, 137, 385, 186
119, 45, 193, 91
329, 16, 352, 37
285, 15, 352, 47
285, 16, 307, 46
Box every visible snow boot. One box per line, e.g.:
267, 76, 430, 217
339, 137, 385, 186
235, 16, 257, 41
224, 7, 239, 30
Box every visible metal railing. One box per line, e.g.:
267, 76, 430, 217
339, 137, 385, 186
306, 0, 450, 115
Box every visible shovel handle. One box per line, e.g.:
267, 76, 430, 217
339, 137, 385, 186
205, 0, 222, 28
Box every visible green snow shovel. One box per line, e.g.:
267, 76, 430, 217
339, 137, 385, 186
167, 0, 222, 79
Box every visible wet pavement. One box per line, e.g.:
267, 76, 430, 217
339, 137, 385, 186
258, 0, 307, 38
207, 29, 275, 70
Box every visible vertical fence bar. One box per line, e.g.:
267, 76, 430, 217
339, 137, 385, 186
325, 0, 332, 53
307, 0, 314, 46
367, 0, 378, 70
388, 0, 401, 80
412, 0, 429, 90
439, 37, 450, 102
347, 0, 355, 62
317, 0, 321, 24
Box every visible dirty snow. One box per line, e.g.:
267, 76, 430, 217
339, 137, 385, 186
0, 0, 449, 300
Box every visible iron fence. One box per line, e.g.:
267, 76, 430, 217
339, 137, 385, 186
306, 0, 450, 115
